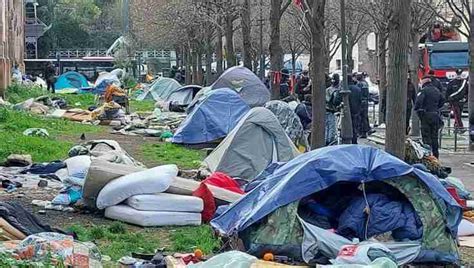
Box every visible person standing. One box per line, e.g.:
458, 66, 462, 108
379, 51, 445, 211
428, 70, 444, 94
295, 70, 310, 101
348, 75, 362, 144
446, 69, 468, 132
44, 62, 56, 93
406, 75, 416, 135
356, 73, 370, 138
415, 76, 445, 158
295, 94, 313, 130
325, 74, 342, 145
279, 69, 290, 99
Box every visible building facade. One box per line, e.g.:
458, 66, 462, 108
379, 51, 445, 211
0, 0, 24, 96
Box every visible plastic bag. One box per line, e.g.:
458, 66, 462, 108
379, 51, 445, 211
187, 251, 256, 268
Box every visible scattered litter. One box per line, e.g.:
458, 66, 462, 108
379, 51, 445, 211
37, 179, 48, 188
5, 154, 32, 167
23, 128, 49, 137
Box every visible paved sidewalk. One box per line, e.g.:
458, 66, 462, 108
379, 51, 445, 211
362, 129, 474, 192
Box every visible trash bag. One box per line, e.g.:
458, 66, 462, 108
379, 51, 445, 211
187, 251, 257, 268
23, 128, 49, 137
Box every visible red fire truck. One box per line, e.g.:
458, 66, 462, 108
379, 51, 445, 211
418, 41, 469, 86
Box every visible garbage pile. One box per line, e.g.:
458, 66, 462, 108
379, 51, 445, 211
0, 201, 102, 266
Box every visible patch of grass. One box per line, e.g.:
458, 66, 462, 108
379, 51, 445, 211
0, 108, 99, 162
67, 224, 219, 261
130, 99, 156, 112
141, 143, 205, 169
170, 225, 221, 253
60, 94, 96, 109
5, 83, 45, 103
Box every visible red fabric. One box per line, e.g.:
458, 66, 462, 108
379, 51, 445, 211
273, 71, 282, 85
289, 74, 296, 93
192, 183, 216, 222
203, 172, 245, 194
446, 187, 466, 208
294, 0, 303, 9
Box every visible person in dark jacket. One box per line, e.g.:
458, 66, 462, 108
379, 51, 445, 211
348, 75, 362, 144
446, 69, 468, 131
325, 74, 342, 145
295, 94, 312, 130
428, 70, 444, 94
415, 76, 445, 158
295, 70, 310, 101
44, 62, 56, 93
279, 68, 290, 99
406, 76, 417, 135
356, 73, 370, 138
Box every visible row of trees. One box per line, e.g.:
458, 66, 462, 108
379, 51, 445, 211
142, 0, 473, 155
36, 0, 122, 57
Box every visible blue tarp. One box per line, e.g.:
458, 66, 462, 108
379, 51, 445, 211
172, 88, 250, 144
211, 145, 461, 236
54, 71, 89, 91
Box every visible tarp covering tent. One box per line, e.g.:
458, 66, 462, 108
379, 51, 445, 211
209, 66, 270, 107
203, 107, 300, 181
93, 70, 123, 95
167, 85, 202, 105
172, 88, 250, 144
136, 77, 181, 101
54, 71, 89, 92
211, 145, 461, 265
264, 100, 304, 144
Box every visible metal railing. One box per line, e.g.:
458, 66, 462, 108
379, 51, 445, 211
45, 49, 174, 59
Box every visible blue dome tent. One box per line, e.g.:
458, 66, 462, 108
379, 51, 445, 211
54, 71, 89, 92
172, 88, 250, 144
212, 145, 461, 266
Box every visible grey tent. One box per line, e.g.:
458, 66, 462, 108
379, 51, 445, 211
203, 107, 300, 181
210, 66, 270, 107
264, 100, 304, 145
136, 77, 182, 102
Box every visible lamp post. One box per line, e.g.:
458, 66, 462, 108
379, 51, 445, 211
339, 0, 353, 144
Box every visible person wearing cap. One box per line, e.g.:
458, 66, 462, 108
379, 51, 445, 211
415, 76, 445, 158
428, 70, 444, 93
446, 68, 468, 132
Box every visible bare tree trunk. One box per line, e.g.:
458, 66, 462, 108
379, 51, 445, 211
291, 52, 296, 75
469, 11, 474, 151
269, 0, 284, 99
224, 14, 236, 68
197, 52, 204, 85
205, 48, 213, 86
216, 24, 223, 75
386, 0, 410, 159
323, 31, 330, 72
410, 32, 421, 137
191, 49, 197, 84
347, 39, 355, 73
378, 34, 388, 124
185, 48, 192, 85
307, 0, 327, 149
241, 0, 252, 69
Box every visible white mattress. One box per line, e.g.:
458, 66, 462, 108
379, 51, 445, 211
96, 164, 177, 209
126, 193, 203, 212
105, 205, 202, 227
